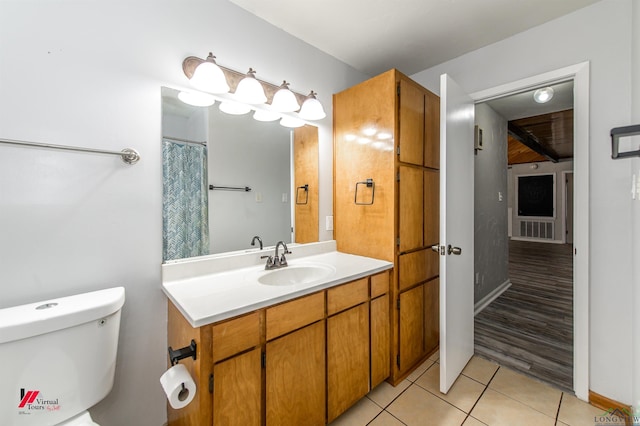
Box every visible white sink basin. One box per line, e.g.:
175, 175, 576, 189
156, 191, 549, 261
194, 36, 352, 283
258, 264, 335, 286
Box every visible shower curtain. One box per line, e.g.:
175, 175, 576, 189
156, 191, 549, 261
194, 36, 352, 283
162, 139, 210, 261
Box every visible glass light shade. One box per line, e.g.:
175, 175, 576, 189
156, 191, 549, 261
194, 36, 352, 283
298, 94, 326, 120
234, 70, 267, 104
219, 101, 251, 115
253, 109, 280, 122
271, 84, 300, 112
533, 87, 554, 103
177, 91, 216, 107
190, 61, 230, 94
280, 116, 305, 128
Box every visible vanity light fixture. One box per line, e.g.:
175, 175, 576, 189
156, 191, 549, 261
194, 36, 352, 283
178, 91, 216, 107
219, 101, 251, 115
234, 68, 268, 104
182, 53, 326, 120
298, 91, 326, 120
533, 87, 554, 104
280, 116, 305, 128
189, 53, 230, 94
271, 81, 300, 112
253, 109, 281, 122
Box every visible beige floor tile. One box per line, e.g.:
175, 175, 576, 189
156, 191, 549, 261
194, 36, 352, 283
329, 396, 383, 426
488, 367, 562, 418
368, 411, 406, 426
367, 379, 411, 409
387, 384, 467, 426
558, 393, 624, 426
471, 388, 555, 426
461, 356, 499, 385
406, 358, 435, 382
415, 363, 486, 413
462, 416, 488, 425
428, 348, 440, 362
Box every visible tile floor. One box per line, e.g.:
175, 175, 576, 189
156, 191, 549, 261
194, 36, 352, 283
329, 352, 624, 426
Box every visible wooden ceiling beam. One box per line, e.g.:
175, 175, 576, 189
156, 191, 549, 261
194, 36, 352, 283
508, 121, 559, 163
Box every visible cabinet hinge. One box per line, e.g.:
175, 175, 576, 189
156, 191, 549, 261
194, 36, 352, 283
396, 237, 400, 246
396, 298, 400, 310
397, 146, 400, 156
397, 84, 401, 96
261, 352, 266, 368
396, 172, 400, 181
396, 354, 400, 368
209, 373, 214, 394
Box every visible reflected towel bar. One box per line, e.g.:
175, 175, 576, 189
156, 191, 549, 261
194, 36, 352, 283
209, 184, 252, 192
0, 137, 140, 165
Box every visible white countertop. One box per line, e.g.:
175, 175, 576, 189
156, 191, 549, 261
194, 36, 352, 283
162, 241, 393, 327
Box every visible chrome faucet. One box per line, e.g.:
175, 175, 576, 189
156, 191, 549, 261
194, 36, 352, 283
250, 235, 263, 250
261, 240, 292, 270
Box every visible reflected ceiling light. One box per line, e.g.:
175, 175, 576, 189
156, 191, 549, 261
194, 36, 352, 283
271, 81, 300, 112
377, 132, 393, 140
219, 101, 251, 115
357, 137, 370, 145
189, 53, 230, 94
177, 91, 216, 107
344, 134, 357, 142
533, 87, 554, 103
298, 91, 326, 120
234, 68, 267, 104
280, 116, 305, 128
362, 127, 377, 137
253, 109, 280, 122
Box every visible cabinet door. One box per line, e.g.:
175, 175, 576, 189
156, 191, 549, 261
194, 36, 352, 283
424, 89, 440, 169
399, 284, 425, 372
327, 303, 370, 422
399, 78, 425, 166
371, 294, 390, 388
266, 321, 325, 426
424, 278, 440, 354
399, 165, 424, 252
213, 348, 262, 426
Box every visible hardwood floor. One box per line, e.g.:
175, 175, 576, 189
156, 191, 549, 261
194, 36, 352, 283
474, 239, 574, 392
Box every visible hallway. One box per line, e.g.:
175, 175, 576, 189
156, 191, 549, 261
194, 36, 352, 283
474, 240, 574, 391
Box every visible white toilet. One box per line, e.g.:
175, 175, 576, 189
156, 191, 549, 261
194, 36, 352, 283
0, 287, 125, 426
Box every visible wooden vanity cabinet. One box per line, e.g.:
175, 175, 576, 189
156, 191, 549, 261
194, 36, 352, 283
166, 270, 392, 426
265, 293, 326, 426
334, 69, 440, 384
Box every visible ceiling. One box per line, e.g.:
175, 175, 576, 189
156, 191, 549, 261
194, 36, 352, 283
229, 0, 600, 76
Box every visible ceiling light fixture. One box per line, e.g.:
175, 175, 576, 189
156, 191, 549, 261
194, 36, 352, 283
219, 101, 251, 115
280, 116, 305, 128
271, 81, 300, 112
189, 53, 230, 94
253, 109, 281, 122
533, 87, 554, 103
298, 91, 326, 120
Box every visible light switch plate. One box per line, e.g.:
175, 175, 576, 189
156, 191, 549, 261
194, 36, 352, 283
326, 216, 334, 231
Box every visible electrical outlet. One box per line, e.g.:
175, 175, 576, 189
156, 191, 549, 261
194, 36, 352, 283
498, 191, 503, 202
282, 193, 288, 203
255, 192, 263, 203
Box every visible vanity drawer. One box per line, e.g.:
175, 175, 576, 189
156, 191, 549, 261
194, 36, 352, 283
370, 271, 390, 298
327, 278, 368, 316
266, 292, 325, 340
212, 311, 261, 363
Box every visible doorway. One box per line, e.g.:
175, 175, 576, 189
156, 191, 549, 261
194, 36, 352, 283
468, 62, 589, 400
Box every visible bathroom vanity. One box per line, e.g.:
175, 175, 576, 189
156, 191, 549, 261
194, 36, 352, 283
162, 241, 393, 426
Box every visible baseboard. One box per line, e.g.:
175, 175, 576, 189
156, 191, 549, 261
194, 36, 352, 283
589, 391, 635, 426
474, 279, 511, 316
510, 236, 565, 244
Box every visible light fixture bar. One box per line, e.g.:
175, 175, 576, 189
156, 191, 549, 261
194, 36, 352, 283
182, 55, 309, 108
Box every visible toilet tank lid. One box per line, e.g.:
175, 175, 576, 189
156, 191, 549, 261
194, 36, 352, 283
0, 287, 125, 344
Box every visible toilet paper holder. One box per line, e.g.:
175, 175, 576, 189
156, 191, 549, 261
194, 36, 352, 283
168, 339, 197, 366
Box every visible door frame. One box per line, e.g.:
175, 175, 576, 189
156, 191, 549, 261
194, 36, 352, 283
470, 61, 590, 401
562, 170, 574, 244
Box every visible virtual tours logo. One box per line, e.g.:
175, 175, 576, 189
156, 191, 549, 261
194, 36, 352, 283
18, 388, 61, 414
594, 407, 639, 426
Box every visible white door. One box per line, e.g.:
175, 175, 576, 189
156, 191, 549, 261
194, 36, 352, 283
438, 74, 475, 393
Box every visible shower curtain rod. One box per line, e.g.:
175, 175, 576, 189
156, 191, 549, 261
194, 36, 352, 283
163, 136, 207, 146
0, 137, 140, 164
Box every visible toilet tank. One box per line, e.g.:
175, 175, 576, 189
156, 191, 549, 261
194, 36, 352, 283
0, 287, 125, 426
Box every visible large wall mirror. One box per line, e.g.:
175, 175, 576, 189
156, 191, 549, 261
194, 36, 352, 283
161, 87, 319, 262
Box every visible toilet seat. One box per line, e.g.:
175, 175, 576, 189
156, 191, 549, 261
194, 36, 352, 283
56, 411, 99, 426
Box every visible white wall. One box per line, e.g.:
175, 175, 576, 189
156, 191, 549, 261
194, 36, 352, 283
631, 0, 640, 416
412, 0, 635, 404
0, 1, 366, 425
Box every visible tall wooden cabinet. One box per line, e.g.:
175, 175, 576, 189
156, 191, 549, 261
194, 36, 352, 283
333, 69, 440, 383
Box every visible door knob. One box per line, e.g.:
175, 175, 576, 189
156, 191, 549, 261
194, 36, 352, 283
447, 245, 462, 255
